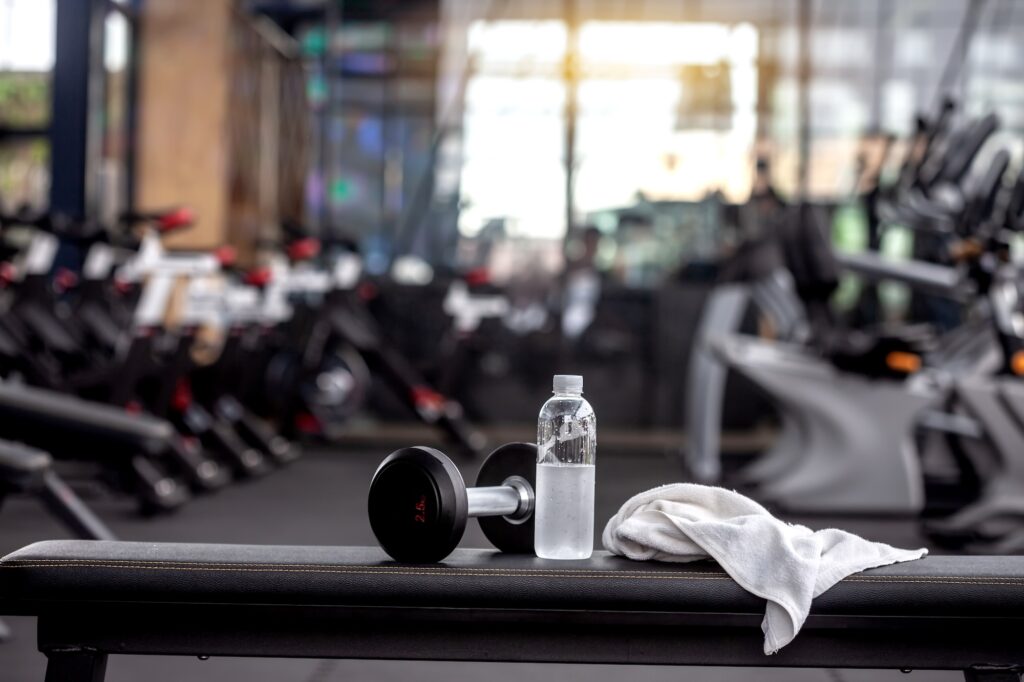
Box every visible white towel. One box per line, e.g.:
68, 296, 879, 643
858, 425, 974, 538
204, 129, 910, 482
602, 483, 927, 655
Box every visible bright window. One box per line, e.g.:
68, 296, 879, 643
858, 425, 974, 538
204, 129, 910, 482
457, 20, 759, 240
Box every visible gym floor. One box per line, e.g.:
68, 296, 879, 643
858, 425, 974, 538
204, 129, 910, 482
0, 443, 954, 682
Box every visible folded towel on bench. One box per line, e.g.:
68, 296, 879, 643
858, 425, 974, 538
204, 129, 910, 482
602, 484, 927, 654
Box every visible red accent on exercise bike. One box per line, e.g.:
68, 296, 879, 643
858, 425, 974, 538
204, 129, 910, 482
287, 237, 321, 262
245, 267, 273, 287
172, 379, 193, 412
0, 262, 16, 287
357, 282, 378, 301
215, 245, 237, 267
157, 207, 196, 233
294, 412, 322, 435
464, 267, 490, 287
410, 385, 445, 410
54, 268, 79, 292
113, 278, 135, 296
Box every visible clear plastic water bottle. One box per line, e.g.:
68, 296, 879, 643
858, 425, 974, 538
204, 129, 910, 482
535, 374, 596, 560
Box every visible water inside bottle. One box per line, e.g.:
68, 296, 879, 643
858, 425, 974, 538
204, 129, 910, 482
535, 462, 595, 559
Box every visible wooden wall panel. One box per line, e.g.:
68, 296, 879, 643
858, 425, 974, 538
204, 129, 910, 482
136, 0, 233, 249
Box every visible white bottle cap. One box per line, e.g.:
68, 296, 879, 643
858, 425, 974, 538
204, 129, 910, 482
553, 374, 583, 393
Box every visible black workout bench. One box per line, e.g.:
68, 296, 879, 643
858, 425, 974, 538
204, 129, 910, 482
1, 540, 1023, 681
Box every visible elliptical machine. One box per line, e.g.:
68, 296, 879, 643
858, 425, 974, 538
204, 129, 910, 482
687, 109, 1014, 514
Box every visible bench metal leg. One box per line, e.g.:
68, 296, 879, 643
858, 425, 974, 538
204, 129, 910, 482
44, 648, 107, 682
38, 471, 117, 541
965, 665, 1023, 682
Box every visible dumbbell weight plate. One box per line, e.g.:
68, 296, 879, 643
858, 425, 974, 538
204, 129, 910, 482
368, 446, 468, 563
475, 442, 537, 554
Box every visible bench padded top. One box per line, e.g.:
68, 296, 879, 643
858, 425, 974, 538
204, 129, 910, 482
0, 384, 173, 452
3, 540, 1024, 618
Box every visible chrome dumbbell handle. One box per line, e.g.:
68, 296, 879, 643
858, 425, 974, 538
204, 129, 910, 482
466, 476, 534, 522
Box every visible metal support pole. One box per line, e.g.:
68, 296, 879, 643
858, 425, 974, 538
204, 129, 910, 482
934, 0, 985, 110
125, 0, 144, 212
44, 648, 108, 682
795, 0, 812, 200
562, 0, 579, 238
316, 1, 340, 238
50, 0, 106, 219
39, 470, 117, 541
869, 0, 893, 132
556, 0, 581, 362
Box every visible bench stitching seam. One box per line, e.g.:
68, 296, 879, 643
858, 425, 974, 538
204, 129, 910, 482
0, 560, 723, 577
0, 563, 731, 579
0, 559, 1012, 582
1, 563, 1023, 586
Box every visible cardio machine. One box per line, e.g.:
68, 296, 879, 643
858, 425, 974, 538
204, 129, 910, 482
692, 113, 1014, 514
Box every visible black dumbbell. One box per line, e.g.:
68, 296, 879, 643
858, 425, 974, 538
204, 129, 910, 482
368, 442, 536, 562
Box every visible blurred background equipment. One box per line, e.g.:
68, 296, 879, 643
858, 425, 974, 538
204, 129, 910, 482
2, 0, 1024, 680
